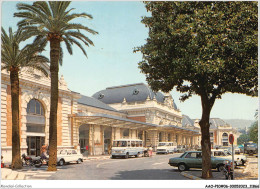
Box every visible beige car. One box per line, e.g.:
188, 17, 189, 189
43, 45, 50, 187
211, 149, 247, 166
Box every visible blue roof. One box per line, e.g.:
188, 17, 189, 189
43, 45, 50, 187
209, 118, 228, 129
92, 83, 178, 109
77, 95, 118, 112
182, 115, 194, 127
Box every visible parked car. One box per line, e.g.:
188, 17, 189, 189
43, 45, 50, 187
168, 151, 228, 172
156, 142, 177, 154
176, 145, 186, 153
57, 149, 83, 166
212, 149, 247, 166
111, 139, 146, 158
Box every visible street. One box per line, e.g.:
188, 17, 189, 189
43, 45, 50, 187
47, 153, 188, 180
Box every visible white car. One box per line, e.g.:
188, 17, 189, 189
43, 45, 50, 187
157, 142, 177, 154
57, 149, 83, 166
211, 149, 247, 166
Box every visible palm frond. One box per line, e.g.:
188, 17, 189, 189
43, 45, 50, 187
62, 23, 98, 35
65, 31, 94, 46
64, 12, 93, 22
1, 27, 49, 75
65, 35, 87, 57
63, 37, 73, 55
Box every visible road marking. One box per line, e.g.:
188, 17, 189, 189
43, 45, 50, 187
152, 162, 165, 165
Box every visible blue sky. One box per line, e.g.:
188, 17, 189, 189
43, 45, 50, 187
1, 1, 258, 121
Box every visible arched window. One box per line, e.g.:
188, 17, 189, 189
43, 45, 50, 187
27, 99, 44, 116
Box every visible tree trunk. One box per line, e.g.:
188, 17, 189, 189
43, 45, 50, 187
10, 68, 22, 169
47, 38, 60, 171
199, 95, 214, 179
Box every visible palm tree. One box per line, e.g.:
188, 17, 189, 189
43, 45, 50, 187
1, 27, 49, 169
14, 1, 98, 171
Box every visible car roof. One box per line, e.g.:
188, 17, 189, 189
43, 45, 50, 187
185, 151, 202, 153
211, 149, 225, 151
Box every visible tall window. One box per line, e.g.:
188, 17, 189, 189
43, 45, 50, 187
159, 132, 162, 142
222, 133, 229, 146
168, 133, 171, 141
26, 99, 45, 133
122, 129, 129, 138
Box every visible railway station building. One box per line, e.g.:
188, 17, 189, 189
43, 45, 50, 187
1, 63, 236, 162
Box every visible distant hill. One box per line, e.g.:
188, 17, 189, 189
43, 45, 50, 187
224, 119, 255, 130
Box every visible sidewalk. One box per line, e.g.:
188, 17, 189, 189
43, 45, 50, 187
181, 156, 258, 180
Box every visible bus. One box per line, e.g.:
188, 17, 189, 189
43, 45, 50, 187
111, 139, 146, 159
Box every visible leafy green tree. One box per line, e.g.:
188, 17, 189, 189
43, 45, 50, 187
1, 27, 48, 169
14, 1, 98, 171
249, 121, 258, 143
237, 134, 250, 145
135, 2, 257, 178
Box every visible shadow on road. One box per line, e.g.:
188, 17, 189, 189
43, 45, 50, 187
110, 169, 188, 180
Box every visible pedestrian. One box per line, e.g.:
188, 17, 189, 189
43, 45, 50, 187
41, 144, 48, 159
77, 143, 80, 153
149, 145, 153, 157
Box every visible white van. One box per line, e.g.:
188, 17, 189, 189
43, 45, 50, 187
156, 142, 177, 154
111, 139, 145, 159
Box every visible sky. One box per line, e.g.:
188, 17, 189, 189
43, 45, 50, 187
1, 1, 258, 121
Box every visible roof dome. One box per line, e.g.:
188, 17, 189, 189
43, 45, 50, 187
92, 83, 178, 109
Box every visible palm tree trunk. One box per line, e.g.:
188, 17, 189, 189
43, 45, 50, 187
199, 95, 213, 179
47, 38, 60, 171
10, 68, 22, 169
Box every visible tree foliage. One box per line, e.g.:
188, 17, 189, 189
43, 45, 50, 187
1, 27, 48, 169
14, 1, 98, 64
136, 2, 257, 99
14, 1, 97, 171
135, 1, 257, 179
237, 133, 250, 145
249, 121, 258, 143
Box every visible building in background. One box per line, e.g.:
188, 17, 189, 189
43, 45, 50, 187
193, 118, 240, 148
1, 64, 200, 163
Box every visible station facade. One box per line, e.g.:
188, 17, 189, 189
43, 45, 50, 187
1, 63, 237, 162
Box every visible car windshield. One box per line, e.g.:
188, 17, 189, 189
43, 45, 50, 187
224, 151, 231, 155
59, 150, 66, 155
180, 152, 186, 158
158, 143, 168, 146
113, 141, 127, 147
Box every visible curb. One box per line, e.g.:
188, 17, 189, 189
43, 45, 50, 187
181, 171, 203, 180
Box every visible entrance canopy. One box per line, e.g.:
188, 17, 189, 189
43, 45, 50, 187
72, 113, 200, 135
73, 113, 157, 130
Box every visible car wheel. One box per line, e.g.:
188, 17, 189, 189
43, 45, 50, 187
77, 159, 81, 164
241, 160, 245, 166
58, 159, 65, 166
136, 152, 141, 158
125, 153, 129, 159
178, 163, 187, 172
217, 164, 225, 172
144, 152, 149, 157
